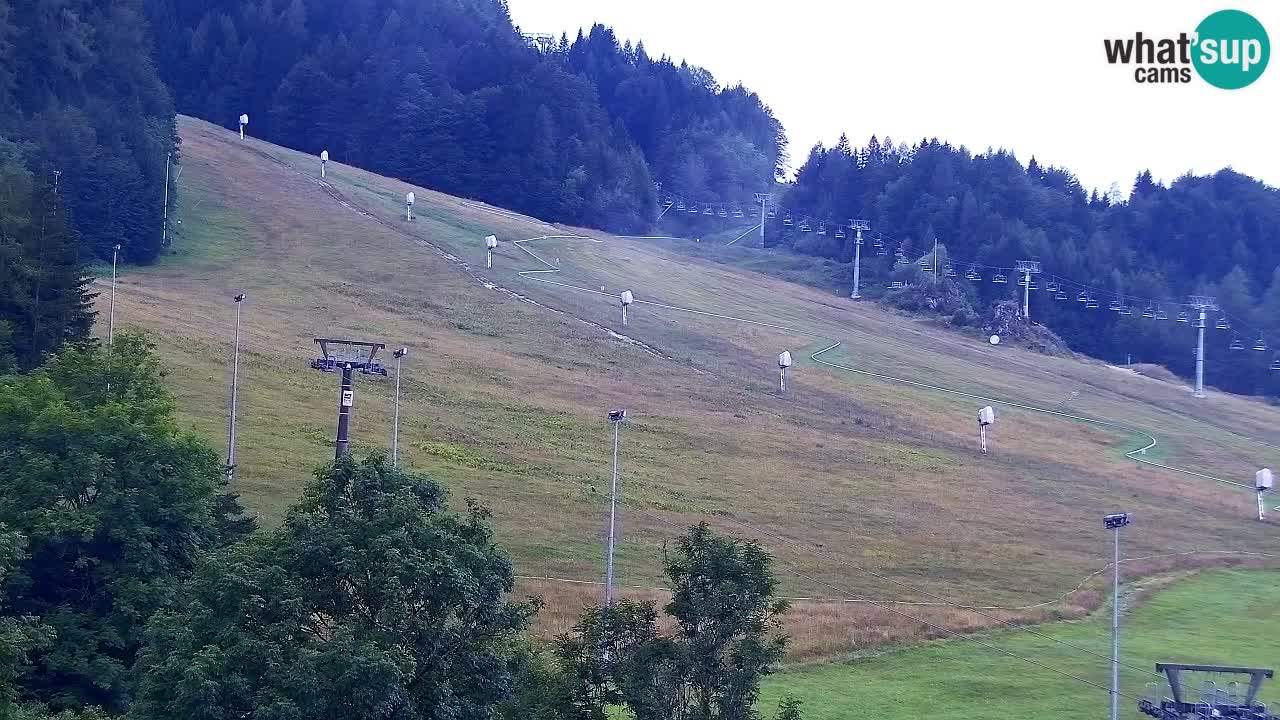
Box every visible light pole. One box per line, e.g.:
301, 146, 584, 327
1104, 512, 1131, 720
162, 152, 171, 248
392, 347, 408, 467
108, 244, 121, 347
604, 408, 627, 606
225, 293, 246, 483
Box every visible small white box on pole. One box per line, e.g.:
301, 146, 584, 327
620, 290, 634, 326
320, 150, 329, 178
485, 234, 497, 268
238, 113, 249, 140
977, 406, 995, 454
405, 191, 415, 221
778, 350, 792, 392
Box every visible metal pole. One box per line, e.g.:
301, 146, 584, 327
759, 195, 766, 248
1023, 270, 1031, 319
335, 364, 353, 459
851, 229, 862, 299
108, 247, 118, 347
392, 354, 402, 467
933, 238, 938, 279
780, 367, 786, 392
162, 153, 171, 248
227, 298, 243, 482
1195, 310, 1206, 398
1259, 491, 1266, 522
605, 420, 620, 606
622, 304, 628, 327
1110, 525, 1121, 720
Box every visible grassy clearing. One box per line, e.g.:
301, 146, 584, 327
95, 117, 1280, 658
761, 569, 1280, 720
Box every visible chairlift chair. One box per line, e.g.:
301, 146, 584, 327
835, 227, 846, 239
676, 200, 686, 211
1056, 290, 1068, 300
687, 202, 699, 213
1046, 280, 1060, 293
1120, 305, 1133, 316
663, 196, 674, 208
817, 222, 826, 235
1216, 316, 1230, 330
895, 255, 909, 266
733, 207, 745, 219
1270, 354, 1280, 371
1086, 297, 1099, 309
876, 246, 888, 256
1077, 291, 1089, 303
782, 212, 793, 226
766, 208, 777, 219
874, 237, 885, 249
992, 272, 1008, 284
717, 206, 728, 218
1027, 279, 1038, 290
1155, 308, 1169, 320
944, 263, 957, 277
1142, 306, 1155, 319
920, 257, 933, 271
702, 204, 714, 216
889, 281, 905, 289
1230, 336, 1245, 351
798, 219, 811, 232
1177, 311, 1190, 323
1109, 300, 1122, 311
1255, 335, 1268, 351
966, 266, 981, 281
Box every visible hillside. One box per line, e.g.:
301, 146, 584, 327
100, 117, 1280, 658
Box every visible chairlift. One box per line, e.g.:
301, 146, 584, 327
1177, 311, 1189, 322
944, 263, 956, 277
1027, 279, 1038, 290
732, 207, 744, 219
687, 202, 699, 214
717, 206, 728, 218
782, 212, 793, 226
1055, 290, 1068, 300
798, 219, 811, 232
894, 248, 905, 259
766, 208, 777, 219
920, 257, 933, 271
1230, 336, 1245, 351
702, 204, 714, 216
895, 255, 909, 267
874, 237, 885, 249
1155, 308, 1168, 320
1086, 297, 1099, 309
1046, 280, 1060, 293
1142, 306, 1155, 319
1109, 300, 1122, 312
992, 273, 1008, 284
676, 200, 686, 211
663, 196, 673, 208
817, 222, 827, 236
1270, 354, 1280, 371
889, 281, 905, 289
1255, 335, 1268, 352
835, 227, 846, 239
966, 266, 982, 281
1216, 316, 1230, 330
1077, 291, 1089, 303
1017, 276, 1038, 290
876, 246, 888, 256
1120, 305, 1133, 316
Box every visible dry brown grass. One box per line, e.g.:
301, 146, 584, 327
96, 117, 1280, 660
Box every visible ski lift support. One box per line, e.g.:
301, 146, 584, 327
1140, 663, 1276, 720
311, 338, 389, 376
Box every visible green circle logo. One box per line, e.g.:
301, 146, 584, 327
1193, 9, 1270, 89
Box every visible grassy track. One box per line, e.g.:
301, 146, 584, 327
761, 569, 1280, 720
99, 117, 1280, 655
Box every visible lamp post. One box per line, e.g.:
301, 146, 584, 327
604, 408, 627, 606
108, 244, 121, 348
227, 293, 246, 483
1104, 512, 1132, 720
392, 347, 408, 467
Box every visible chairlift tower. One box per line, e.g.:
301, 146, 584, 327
754, 193, 772, 248
1188, 296, 1218, 398
1015, 260, 1042, 319
849, 219, 871, 299
1140, 663, 1277, 719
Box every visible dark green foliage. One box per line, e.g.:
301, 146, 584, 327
133, 453, 536, 720
778, 137, 1280, 395
547, 523, 793, 720
142, 2, 781, 234
0, 146, 95, 371
0, 335, 254, 714
0, 0, 176, 264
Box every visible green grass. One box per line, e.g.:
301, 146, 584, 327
761, 569, 1280, 720
100, 116, 1280, 657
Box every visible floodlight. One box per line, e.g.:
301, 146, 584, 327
608, 409, 627, 422
989, 335, 1001, 345
1104, 513, 1131, 529
234, 293, 246, 303
114, 244, 122, 251
394, 347, 408, 359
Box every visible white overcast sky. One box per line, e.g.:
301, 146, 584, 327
507, 0, 1279, 195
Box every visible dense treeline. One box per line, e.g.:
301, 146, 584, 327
143, 0, 782, 234
775, 136, 1280, 396
0, 0, 176, 264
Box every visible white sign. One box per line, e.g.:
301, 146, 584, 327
1258, 468, 1274, 492
341, 390, 354, 407
989, 334, 1001, 345
978, 406, 995, 426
